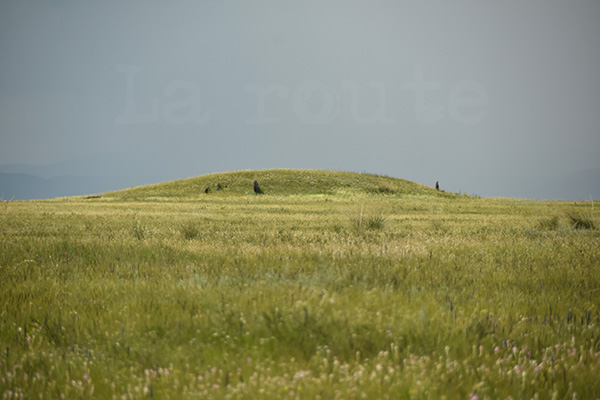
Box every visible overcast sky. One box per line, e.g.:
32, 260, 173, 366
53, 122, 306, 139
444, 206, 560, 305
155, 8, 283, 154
1, 0, 599, 199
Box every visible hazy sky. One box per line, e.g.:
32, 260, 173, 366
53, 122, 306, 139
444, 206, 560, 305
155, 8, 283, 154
1, 1, 599, 199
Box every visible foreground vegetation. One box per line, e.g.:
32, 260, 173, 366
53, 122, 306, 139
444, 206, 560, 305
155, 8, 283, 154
1, 169, 599, 399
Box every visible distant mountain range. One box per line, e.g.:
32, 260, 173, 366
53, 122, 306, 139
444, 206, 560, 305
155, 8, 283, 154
441, 168, 600, 201
0, 153, 160, 200
0, 173, 131, 200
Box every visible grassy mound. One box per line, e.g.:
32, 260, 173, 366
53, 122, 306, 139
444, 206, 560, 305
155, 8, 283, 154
102, 169, 444, 199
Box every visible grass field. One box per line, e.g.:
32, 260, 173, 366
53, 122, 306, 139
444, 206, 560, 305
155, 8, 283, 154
1, 169, 599, 399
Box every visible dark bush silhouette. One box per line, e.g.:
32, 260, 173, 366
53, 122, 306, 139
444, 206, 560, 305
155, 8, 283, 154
253, 180, 263, 194
204, 187, 211, 194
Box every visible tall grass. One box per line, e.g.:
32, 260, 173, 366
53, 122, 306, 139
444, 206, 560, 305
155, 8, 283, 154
132, 219, 148, 239
536, 215, 560, 230
179, 221, 201, 239
1, 170, 599, 399
566, 211, 596, 230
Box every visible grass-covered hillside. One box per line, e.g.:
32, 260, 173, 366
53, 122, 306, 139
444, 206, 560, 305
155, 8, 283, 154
102, 169, 442, 199
1, 170, 599, 399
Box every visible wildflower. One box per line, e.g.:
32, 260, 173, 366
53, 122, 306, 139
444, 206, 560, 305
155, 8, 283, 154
83, 374, 89, 381
293, 371, 310, 381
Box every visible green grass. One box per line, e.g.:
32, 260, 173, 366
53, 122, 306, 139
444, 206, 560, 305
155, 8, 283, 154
179, 221, 201, 240
103, 169, 443, 199
536, 215, 560, 231
1, 169, 599, 399
566, 211, 597, 230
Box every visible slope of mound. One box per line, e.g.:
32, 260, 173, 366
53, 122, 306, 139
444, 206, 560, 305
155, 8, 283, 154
102, 169, 444, 199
